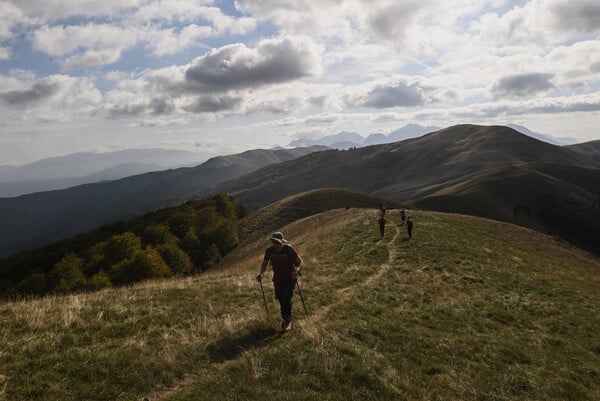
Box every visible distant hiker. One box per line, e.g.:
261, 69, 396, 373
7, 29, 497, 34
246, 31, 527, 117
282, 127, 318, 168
379, 202, 386, 217
257, 232, 303, 332
406, 216, 413, 239
378, 216, 386, 238
400, 208, 407, 226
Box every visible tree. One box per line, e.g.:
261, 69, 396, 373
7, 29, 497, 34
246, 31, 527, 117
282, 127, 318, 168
169, 211, 194, 238
204, 243, 222, 269
16, 273, 47, 296
88, 270, 112, 291
49, 253, 87, 294
158, 243, 193, 274
143, 224, 177, 246
105, 232, 142, 266
109, 247, 171, 286
214, 194, 238, 220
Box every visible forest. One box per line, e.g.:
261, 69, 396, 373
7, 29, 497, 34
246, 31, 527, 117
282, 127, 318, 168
0, 194, 245, 298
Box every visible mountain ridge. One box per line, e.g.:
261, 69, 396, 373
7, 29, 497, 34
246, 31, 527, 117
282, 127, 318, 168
216, 125, 599, 253
0, 146, 327, 257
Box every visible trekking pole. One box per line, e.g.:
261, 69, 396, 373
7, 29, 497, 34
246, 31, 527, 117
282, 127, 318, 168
257, 276, 270, 319
296, 272, 308, 316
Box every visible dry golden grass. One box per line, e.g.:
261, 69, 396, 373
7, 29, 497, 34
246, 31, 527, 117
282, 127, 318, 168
0, 207, 598, 401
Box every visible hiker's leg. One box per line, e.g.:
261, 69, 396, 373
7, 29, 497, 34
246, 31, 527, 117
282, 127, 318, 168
279, 280, 295, 324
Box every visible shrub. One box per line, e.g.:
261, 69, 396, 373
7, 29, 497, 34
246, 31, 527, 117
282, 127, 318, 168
88, 270, 112, 291
142, 225, 177, 246
49, 253, 87, 294
158, 244, 193, 274
16, 273, 47, 295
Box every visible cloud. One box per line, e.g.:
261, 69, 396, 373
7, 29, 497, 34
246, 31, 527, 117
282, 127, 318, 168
149, 96, 176, 115
492, 73, 555, 98
12, 0, 139, 21
183, 95, 243, 113
550, 0, 600, 33
421, 93, 600, 120
0, 47, 10, 60
147, 25, 213, 56
0, 74, 102, 129
367, 1, 429, 42
0, 1, 33, 40
183, 36, 322, 92
106, 102, 147, 119
348, 81, 427, 108
0, 79, 60, 105
32, 24, 138, 57
64, 49, 124, 69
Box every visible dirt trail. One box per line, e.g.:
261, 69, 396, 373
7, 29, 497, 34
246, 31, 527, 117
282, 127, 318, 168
300, 224, 401, 334
148, 214, 402, 401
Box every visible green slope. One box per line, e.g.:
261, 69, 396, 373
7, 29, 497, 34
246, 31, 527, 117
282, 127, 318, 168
0, 208, 598, 401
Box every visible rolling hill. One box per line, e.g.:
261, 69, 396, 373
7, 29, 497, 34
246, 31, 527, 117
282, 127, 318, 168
215, 125, 599, 253
1, 124, 597, 258
1, 203, 598, 401
0, 146, 326, 257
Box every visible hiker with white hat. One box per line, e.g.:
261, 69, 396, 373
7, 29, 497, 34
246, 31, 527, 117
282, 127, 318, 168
257, 232, 304, 332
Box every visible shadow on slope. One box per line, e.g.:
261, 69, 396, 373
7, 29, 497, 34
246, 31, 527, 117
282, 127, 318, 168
412, 163, 600, 254
206, 326, 280, 363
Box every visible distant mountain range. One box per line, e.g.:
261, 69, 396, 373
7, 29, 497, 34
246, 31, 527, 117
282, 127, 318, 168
0, 146, 326, 257
0, 148, 213, 197
289, 124, 441, 148
288, 123, 579, 149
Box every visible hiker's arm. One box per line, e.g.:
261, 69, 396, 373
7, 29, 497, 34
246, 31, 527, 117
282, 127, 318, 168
294, 254, 304, 273
257, 258, 269, 281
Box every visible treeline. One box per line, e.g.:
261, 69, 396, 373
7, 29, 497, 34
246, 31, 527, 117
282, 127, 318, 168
0, 194, 245, 298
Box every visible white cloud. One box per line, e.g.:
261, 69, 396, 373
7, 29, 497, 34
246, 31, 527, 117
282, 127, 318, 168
347, 80, 428, 108
64, 49, 124, 69
548, 0, 600, 34
0, 1, 33, 40
11, 0, 141, 21
492, 73, 555, 99
0, 74, 102, 129
32, 24, 138, 58
0, 47, 10, 60
181, 35, 322, 93
147, 25, 213, 56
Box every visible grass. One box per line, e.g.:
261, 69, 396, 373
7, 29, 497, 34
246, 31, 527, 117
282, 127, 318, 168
0, 208, 599, 401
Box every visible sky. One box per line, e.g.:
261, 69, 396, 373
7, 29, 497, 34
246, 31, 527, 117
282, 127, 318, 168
1, 0, 599, 165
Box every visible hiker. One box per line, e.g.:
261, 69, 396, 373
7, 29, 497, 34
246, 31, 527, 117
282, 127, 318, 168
400, 208, 407, 226
378, 216, 386, 238
406, 216, 413, 239
379, 202, 386, 217
257, 232, 303, 332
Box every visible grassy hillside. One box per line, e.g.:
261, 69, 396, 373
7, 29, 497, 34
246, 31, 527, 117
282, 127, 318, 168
1, 208, 599, 401
237, 188, 401, 242
214, 125, 599, 254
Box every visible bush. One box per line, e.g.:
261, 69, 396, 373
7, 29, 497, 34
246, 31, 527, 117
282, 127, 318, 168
142, 225, 177, 246
109, 247, 171, 286
105, 232, 142, 265
88, 270, 112, 291
49, 253, 87, 294
204, 244, 222, 269
158, 244, 193, 274
16, 273, 47, 295
169, 212, 194, 239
